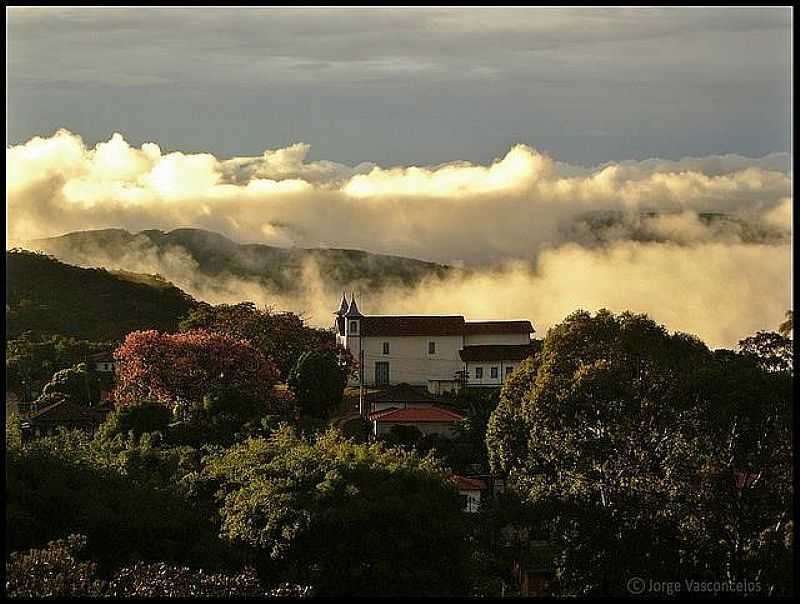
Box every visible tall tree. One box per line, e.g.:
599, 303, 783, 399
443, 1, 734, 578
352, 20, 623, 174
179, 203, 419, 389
287, 349, 348, 419
203, 426, 471, 596
486, 309, 793, 596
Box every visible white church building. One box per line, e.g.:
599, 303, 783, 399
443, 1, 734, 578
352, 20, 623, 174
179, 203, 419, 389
334, 294, 537, 394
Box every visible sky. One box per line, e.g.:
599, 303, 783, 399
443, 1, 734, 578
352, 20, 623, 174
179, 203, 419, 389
5, 7, 793, 347
6, 6, 792, 167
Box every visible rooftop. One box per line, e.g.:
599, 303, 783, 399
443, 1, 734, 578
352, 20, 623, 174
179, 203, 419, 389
368, 405, 464, 423
358, 315, 534, 337
365, 383, 438, 405
459, 343, 541, 362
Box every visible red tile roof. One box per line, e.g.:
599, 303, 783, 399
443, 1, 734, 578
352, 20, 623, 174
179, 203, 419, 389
359, 316, 535, 337
362, 316, 465, 337
368, 405, 464, 423
459, 343, 540, 362
452, 475, 487, 491
28, 399, 111, 426
464, 320, 534, 335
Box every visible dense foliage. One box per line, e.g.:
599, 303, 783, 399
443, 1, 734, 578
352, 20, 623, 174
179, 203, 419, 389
179, 302, 346, 379
6, 334, 114, 401
6, 535, 311, 598
287, 349, 348, 419
486, 309, 793, 596
6, 250, 195, 341
113, 329, 281, 411
203, 426, 472, 595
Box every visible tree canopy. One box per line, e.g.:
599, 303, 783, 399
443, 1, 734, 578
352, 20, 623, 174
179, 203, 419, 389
486, 309, 793, 596
203, 426, 471, 595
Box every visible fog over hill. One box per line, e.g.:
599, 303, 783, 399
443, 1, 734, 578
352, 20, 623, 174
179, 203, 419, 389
8, 131, 791, 347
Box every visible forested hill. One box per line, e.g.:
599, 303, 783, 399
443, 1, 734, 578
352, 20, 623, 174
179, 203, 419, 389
6, 250, 197, 340
26, 228, 453, 294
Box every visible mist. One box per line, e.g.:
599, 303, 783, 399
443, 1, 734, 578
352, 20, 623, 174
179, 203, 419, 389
7, 130, 792, 348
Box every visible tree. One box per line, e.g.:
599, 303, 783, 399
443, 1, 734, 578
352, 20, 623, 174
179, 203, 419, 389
486, 309, 793, 595
179, 302, 344, 379
777, 310, 793, 338
203, 426, 471, 595
113, 329, 281, 416
39, 362, 100, 405
737, 330, 793, 372
6, 428, 234, 572
96, 401, 172, 441
287, 349, 348, 419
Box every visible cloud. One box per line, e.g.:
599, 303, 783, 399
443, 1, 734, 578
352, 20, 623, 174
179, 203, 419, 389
6, 130, 792, 347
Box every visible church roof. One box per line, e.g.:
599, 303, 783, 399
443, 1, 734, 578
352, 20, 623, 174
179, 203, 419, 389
358, 316, 534, 337
335, 293, 349, 316
345, 296, 363, 318
362, 316, 465, 336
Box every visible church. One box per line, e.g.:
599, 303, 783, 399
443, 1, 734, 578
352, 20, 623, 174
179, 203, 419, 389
334, 293, 537, 395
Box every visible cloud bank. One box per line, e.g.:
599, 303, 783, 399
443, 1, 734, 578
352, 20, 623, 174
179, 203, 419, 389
7, 130, 792, 348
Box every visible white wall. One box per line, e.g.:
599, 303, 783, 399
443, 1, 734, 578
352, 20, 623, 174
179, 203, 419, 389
464, 333, 530, 346
466, 360, 518, 387
360, 335, 463, 387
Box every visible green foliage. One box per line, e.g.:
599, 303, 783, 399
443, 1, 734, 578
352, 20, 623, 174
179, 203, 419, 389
179, 301, 340, 379
5, 429, 233, 573
6, 334, 113, 400
6, 249, 195, 341
203, 426, 471, 595
287, 349, 348, 419
6, 409, 23, 449
96, 401, 172, 441
39, 362, 100, 406
485, 309, 793, 595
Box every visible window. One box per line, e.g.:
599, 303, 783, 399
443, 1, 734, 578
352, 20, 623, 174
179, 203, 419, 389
383, 342, 390, 355
428, 341, 436, 354
475, 367, 483, 379
349, 321, 358, 333
375, 362, 390, 386
490, 367, 498, 379
505, 366, 514, 376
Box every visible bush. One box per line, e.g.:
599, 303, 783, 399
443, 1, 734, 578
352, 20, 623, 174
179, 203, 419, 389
5, 534, 105, 598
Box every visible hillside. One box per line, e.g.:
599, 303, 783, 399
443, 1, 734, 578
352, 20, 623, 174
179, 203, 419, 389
6, 250, 197, 341
26, 228, 453, 295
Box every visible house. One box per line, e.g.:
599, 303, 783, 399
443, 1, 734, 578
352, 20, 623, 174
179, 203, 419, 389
459, 342, 541, 388
21, 399, 112, 440
334, 294, 535, 394
452, 475, 488, 512
368, 404, 464, 438
87, 351, 116, 373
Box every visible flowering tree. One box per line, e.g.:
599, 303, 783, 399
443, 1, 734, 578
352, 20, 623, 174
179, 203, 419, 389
113, 330, 281, 416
